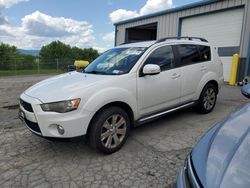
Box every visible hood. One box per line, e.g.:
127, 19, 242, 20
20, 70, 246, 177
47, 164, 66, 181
192, 103, 250, 188
24, 71, 113, 103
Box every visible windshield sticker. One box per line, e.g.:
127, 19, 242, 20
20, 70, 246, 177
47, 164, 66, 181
97, 63, 113, 69
126, 49, 144, 55
112, 70, 121, 74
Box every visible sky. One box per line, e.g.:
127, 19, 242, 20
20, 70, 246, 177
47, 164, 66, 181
0, 0, 200, 52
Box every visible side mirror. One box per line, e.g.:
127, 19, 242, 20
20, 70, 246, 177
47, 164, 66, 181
142, 64, 161, 76
241, 84, 250, 99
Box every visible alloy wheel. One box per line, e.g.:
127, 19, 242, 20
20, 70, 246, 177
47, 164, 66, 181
203, 88, 216, 111
100, 114, 127, 149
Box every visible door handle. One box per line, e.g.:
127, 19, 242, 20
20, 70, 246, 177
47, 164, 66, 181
171, 73, 180, 79
200, 66, 207, 71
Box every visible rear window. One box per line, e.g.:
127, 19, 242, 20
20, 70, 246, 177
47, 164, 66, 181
177, 44, 211, 67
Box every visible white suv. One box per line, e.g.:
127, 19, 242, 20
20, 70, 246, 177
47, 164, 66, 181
19, 37, 223, 154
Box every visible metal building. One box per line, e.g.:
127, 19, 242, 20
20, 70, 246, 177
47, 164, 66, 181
114, 0, 250, 81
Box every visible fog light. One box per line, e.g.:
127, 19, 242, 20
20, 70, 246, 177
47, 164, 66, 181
57, 125, 65, 135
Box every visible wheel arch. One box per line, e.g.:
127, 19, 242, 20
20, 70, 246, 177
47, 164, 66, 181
205, 80, 219, 94
197, 79, 219, 100
196, 71, 220, 100
86, 101, 134, 135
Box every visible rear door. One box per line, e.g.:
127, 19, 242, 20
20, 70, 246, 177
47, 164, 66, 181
174, 44, 211, 103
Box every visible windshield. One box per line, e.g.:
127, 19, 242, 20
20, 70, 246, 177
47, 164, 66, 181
84, 47, 147, 75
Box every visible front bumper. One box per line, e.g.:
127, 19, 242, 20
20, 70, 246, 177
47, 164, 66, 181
19, 93, 93, 138
19, 110, 42, 136
176, 167, 190, 188
176, 155, 202, 188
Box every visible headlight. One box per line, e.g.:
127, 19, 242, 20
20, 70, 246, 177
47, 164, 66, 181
40, 98, 81, 113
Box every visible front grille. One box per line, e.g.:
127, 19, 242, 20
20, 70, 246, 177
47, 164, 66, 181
20, 99, 33, 112
24, 118, 41, 133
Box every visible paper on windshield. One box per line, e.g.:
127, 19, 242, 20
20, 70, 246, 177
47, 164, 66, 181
125, 48, 145, 55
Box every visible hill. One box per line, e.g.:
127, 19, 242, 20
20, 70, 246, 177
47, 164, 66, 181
18, 49, 40, 56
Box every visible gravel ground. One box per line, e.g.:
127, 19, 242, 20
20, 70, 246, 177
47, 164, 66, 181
0, 75, 248, 188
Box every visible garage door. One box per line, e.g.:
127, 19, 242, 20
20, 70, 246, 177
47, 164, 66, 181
181, 8, 244, 81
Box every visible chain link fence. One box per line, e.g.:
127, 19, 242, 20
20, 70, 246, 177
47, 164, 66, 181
0, 57, 76, 76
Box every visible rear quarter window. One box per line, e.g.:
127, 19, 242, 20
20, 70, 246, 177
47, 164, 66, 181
198, 45, 211, 62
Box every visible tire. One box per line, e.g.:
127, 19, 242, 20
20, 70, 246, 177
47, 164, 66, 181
88, 106, 130, 154
197, 83, 217, 114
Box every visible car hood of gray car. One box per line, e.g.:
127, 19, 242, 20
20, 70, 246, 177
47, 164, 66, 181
191, 103, 250, 188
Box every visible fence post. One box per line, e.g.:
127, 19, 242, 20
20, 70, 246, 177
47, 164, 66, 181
37, 57, 40, 74
56, 58, 59, 72
14, 59, 17, 75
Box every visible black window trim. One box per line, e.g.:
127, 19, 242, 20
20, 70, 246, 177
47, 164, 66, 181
198, 45, 211, 62
173, 44, 211, 68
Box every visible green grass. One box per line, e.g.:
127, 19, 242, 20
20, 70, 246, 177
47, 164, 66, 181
0, 69, 64, 77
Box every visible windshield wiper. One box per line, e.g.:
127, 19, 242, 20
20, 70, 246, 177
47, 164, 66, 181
84, 70, 108, 75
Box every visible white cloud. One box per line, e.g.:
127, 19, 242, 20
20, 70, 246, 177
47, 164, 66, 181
93, 46, 107, 53
109, 0, 173, 23
0, 11, 96, 49
0, 1, 110, 52
102, 31, 115, 43
22, 11, 93, 38
0, 0, 28, 24
140, 0, 173, 15
109, 9, 139, 23
0, 0, 28, 8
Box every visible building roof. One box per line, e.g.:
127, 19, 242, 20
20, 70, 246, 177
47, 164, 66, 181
116, 41, 156, 48
114, 0, 220, 26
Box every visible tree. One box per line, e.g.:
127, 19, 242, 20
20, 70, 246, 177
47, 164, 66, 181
0, 43, 17, 70
82, 48, 99, 62
71, 46, 84, 60
40, 41, 71, 60
0, 43, 37, 71
39, 41, 99, 69
15, 54, 36, 70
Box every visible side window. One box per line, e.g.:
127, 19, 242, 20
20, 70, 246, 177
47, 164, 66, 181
198, 45, 211, 62
144, 46, 174, 71
177, 44, 200, 66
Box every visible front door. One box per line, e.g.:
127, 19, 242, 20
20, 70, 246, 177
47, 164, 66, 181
137, 45, 181, 116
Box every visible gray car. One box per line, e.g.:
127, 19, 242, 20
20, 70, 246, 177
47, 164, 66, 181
176, 83, 250, 188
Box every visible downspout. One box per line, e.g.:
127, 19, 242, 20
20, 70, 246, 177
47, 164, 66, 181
114, 25, 117, 47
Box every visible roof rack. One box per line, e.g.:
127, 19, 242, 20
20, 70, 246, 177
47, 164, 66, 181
155, 36, 208, 43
